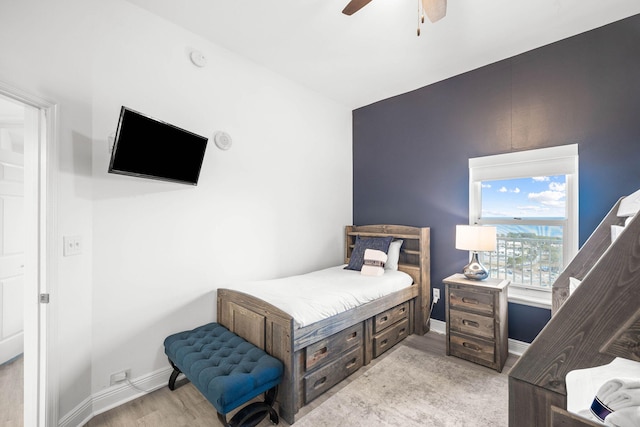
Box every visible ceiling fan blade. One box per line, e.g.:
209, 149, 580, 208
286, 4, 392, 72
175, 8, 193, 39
342, 0, 373, 15
422, 0, 446, 22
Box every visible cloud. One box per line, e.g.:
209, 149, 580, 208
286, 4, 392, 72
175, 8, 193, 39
499, 186, 508, 193
482, 183, 492, 188
512, 187, 521, 194
528, 190, 565, 208
532, 176, 550, 182
549, 182, 565, 192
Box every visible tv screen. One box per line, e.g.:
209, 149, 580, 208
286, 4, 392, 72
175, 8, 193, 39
108, 107, 208, 185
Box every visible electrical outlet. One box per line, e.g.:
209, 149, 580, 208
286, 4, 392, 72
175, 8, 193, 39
63, 235, 83, 256
433, 288, 440, 302
110, 369, 130, 386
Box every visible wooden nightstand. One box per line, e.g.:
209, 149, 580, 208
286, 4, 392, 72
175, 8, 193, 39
443, 273, 510, 372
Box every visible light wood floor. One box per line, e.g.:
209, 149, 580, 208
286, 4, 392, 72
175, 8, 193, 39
86, 332, 518, 427
0, 355, 24, 427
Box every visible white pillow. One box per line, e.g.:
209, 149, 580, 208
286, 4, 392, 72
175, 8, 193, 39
361, 249, 387, 276
385, 240, 403, 271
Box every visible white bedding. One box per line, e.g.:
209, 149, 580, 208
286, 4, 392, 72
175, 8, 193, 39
566, 358, 640, 423
229, 265, 414, 328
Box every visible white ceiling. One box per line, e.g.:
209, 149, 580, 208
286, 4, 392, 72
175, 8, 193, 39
126, 0, 640, 109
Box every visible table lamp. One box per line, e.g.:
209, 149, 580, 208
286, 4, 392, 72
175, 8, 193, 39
455, 225, 497, 280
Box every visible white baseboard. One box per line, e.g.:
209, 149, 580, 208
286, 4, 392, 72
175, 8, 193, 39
58, 366, 173, 427
507, 338, 529, 356
0, 332, 24, 365
58, 396, 92, 427
428, 318, 446, 335
427, 318, 529, 356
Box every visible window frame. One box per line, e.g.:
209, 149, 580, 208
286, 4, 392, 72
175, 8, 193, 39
468, 144, 579, 309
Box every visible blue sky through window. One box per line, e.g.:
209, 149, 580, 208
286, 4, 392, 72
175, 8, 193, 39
481, 175, 567, 219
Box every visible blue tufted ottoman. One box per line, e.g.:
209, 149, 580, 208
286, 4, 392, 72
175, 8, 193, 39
164, 322, 284, 427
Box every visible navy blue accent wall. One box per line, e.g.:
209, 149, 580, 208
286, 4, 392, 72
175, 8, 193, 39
508, 303, 552, 343
352, 14, 640, 343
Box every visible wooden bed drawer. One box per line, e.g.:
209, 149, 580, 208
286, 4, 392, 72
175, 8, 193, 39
304, 346, 363, 404
449, 286, 494, 316
305, 323, 362, 371
449, 308, 495, 340
373, 317, 409, 358
373, 302, 409, 334
449, 332, 495, 365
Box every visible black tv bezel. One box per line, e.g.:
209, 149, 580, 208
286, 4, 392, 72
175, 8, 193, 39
108, 107, 208, 186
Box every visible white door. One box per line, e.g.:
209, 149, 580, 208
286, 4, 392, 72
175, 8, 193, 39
0, 114, 24, 365
0, 84, 56, 427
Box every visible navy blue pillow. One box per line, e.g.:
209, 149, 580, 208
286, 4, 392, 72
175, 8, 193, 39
345, 236, 393, 271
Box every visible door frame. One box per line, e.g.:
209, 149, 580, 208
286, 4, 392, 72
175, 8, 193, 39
0, 81, 58, 427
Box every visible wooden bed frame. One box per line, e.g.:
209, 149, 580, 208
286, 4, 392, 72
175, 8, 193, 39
217, 224, 430, 424
508, 198, 640, 427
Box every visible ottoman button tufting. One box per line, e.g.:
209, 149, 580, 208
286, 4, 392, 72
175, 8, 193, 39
164, 322, 283, 427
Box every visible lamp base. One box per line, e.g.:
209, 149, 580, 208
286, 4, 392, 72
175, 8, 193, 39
462, 252, 489, 281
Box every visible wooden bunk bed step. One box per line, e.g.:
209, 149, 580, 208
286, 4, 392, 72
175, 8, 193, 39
509, 197, 640, 427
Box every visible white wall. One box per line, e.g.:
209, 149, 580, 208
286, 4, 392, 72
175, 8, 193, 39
0, 0, 96, 419
2, 0, 352, 423
89, 0, 351, 419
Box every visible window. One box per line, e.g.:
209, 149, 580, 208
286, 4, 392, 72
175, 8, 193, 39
469, 145, 578, 307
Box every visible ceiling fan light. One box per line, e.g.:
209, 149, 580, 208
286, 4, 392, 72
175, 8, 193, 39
422, 0, 446, 23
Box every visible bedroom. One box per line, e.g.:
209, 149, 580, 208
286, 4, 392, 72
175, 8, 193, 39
1, 0, 640, 426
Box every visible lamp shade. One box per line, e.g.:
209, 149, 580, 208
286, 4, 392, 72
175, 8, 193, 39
455, 225, 497, 252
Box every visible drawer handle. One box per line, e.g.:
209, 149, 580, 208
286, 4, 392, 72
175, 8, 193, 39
461, 297, 479, 305
313, 377, 327, 389
462, 319, 479, 328
346, 358, 358, 369
397, 307, 406, 314
380, 315, 388, 323
398, 328, 406, 337
347, 332, 358, 341
312, 347, 328, 359
381, 338, 388, 348
462, 341, 482, 352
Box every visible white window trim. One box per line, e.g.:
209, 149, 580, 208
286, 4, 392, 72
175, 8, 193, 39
468, 144, 579, 309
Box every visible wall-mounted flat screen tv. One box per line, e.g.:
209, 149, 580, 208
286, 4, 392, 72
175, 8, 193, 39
108, 107, 208, 185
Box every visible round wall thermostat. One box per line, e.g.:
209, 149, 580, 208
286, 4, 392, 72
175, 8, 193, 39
213, 131, 232, 150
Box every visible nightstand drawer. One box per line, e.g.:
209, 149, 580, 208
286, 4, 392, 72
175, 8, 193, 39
449, 309, 495, 339
373, 302, 409, 334
449, 286, 493, 316
449, 332, 495, 364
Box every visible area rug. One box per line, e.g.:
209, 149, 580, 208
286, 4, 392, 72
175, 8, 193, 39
294, 345, 508, 427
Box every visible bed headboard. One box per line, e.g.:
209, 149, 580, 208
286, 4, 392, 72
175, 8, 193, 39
345, 225, 431, 335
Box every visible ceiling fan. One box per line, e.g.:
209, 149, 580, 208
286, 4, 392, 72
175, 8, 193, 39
342, 0, 447, 36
